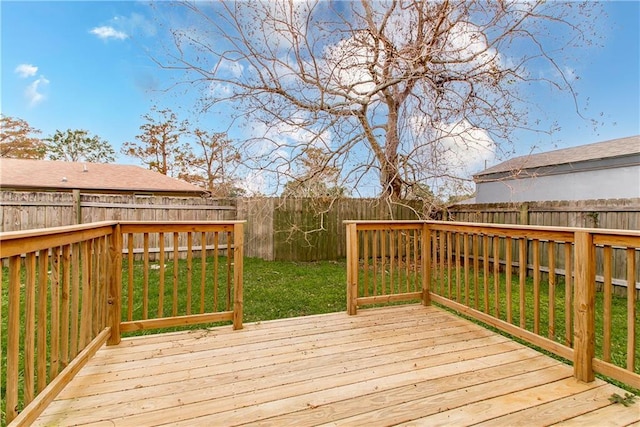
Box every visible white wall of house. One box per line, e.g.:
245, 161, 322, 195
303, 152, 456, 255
475, 165, 640, 203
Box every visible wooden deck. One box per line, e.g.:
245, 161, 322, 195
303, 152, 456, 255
33, 305, 639, 426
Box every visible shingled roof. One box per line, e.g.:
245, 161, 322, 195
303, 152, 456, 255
0, 159, 205, 196
476, 135, 640, 178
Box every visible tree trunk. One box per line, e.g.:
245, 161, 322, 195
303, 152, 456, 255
380, 103, 403, 200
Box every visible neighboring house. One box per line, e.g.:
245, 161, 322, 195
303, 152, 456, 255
473, 135, 640, 203
0, 158, 205, 196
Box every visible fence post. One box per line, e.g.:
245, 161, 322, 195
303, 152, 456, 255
346, 222, 358, 315
73, 189, 82, 224
573, 230, 595, 382
519, 203, 529, 225
422, 222, 431, 306
233, 222, 244, 330
107, 223, 122, 345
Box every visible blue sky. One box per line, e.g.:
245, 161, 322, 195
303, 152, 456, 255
1, 1, 639, 184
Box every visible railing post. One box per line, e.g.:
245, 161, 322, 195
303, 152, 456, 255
422, 223, 431, 306
107, 224, 122, 345
233, 222, 244, 330
573, 230, 595, 382
346, 222, 358, 315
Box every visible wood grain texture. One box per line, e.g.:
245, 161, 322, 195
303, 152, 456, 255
32, 305, 638, 427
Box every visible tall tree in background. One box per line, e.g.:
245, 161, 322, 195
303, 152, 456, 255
282, 146, 347, 198
121, 107, 190, 177
45, 129, 116, 163
0, 115, 45, 159
185, 128, 243, 197
161, 0, 600, 201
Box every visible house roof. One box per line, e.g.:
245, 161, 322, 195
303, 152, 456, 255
476, 135, 640, 178
0, 159, 205, 195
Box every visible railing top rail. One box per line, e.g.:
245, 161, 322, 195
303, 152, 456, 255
0, 220, 118, 241
344, 219, 640, 238
117, 220, 247, 225
0, 220, 248, 258
0, 221, 118, 258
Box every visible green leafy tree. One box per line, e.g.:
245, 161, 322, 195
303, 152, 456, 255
0, 115, 45, 159
45, 129, 116, 163
121, 108, 191, 177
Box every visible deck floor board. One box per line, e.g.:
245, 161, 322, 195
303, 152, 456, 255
33, 305, 639, 426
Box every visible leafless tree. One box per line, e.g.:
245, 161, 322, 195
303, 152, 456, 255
122, 107, 190, 177
186, 128, 244, 197
157, 0, 600, 203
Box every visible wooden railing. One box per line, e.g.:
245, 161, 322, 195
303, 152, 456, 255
345, 220, 639, 390
0, 220, 244, 426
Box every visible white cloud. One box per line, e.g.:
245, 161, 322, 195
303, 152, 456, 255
90, 26, 128, 40
434, 119, 496, 175
15, 64, 38, 78
113, 12, 157, 38
25, 76, 50, 106
239, 170, 267, 196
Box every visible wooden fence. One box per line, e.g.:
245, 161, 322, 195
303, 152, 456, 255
2, 192, 639, 262
0, 192, 237, 233
239, 198, 426, 261
447, 198, 640, 229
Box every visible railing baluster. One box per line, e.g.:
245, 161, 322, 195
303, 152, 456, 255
7, 255, 22, 423
506, 237, 513, 323
158, 232, 165, 317
173, 232, 179, 317
70, 243, 80, 357
626, 247, 636, 372
455, 232, 461, 303
363, 231, 369, 297
493, 236, 500, 318
483, 235, 489, 313
214, 231, 220, 311
519, 238, 526, 329
226, 231, 232, 311
548, 241, 556, 340
533, 239, 540, 334
25, 252, 36, 405
602, 245, 612, 361
473, 234, 479, 310
127, 233, 134, 321
61, 245, 71, 367
37, 249, 49, 393
50, 246, 61, 378
187, 232, 193, 315
143, 233, 149, 319
564, 242, 573, 347
200, 231, 207, 314
464, 233, 470, 306
389, 230, 395, 294
372, 230, 378, 296
447, 232, 452, 298
380, 230, 386, 295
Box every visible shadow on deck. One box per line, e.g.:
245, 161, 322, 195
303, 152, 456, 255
33, 305, 640, 426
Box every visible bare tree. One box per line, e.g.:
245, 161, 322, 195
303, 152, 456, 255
122, 107, 190, 177
159, 0, 600, 201
186, 128, 243, 197
282, 146, 347, 198
0, 115, 45, 159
